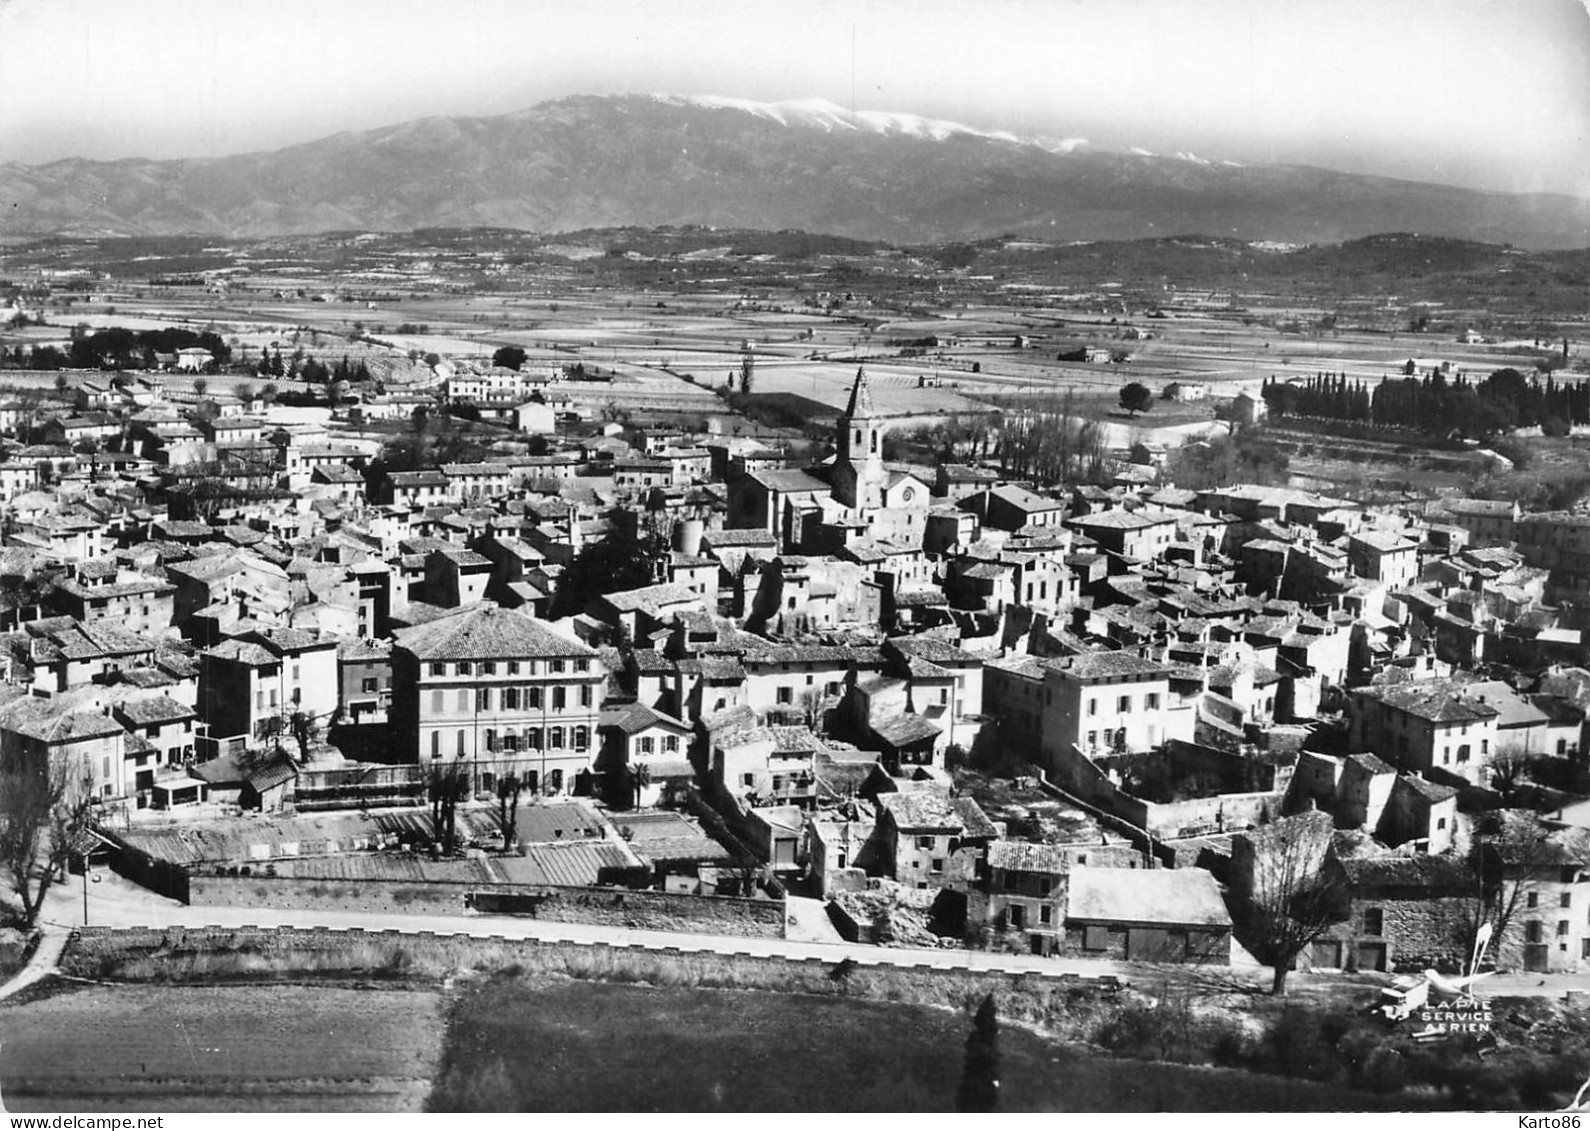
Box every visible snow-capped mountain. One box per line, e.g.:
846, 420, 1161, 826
0, 93, 1583, 246
659, 94, 1091, 154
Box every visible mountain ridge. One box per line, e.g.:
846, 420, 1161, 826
1, 93, 1585, 248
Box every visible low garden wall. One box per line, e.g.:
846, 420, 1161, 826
185, 874, 785, 938
468, 885, 785, 937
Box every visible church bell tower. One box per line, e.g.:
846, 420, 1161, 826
832, 366, 886, 511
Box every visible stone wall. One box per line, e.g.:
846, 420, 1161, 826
185, 874, 785, 938
1377, 893, 1473, 969
188, 874, 471, 917
1141, 791, 1286, 838
1046, 744, 1151, 828
60, 924, 1128, 1007
1319, 894, 1474, 973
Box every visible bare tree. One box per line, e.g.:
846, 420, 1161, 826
797, 686, 828, 731
288, 710, 315, 763
1486, 743, 1539, 799
429, 756, 469, 854
1233, 811, 1343, 994
0, 756, 95, 927
255, 714, 290, 760
1472, 809, 1557, 966
996, 389, 1111, 487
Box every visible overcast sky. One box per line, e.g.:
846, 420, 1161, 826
1, 0, 1586, 197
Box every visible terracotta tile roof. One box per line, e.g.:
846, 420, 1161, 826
987, 840, 1071, 875
1360, 679, 1501, 724
246, 754, 298, 794
1395, 773, 1459, 804
1345, 752, 1397, 776
1066, 867, 1230, 928
114, 695, 195, 726
1340, 855, 1473, 892
492, 839, 649, 886
879, 789, 995, 836
614, 810, 729, 865
1050, 650, 1172, 681
394, 604, 595, 662
205, 639, 279, 668
600, 702, 690, 735
1068, 508, 1174, 531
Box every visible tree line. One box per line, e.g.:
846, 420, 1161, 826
995, 391, 1110, 486
270, 353, 372, 384
1262, 368, 1590, 437
1, 325, 232, 371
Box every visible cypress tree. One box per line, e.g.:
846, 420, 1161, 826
957, 994, 1001, 1112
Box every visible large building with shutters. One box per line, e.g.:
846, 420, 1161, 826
390, 604, 605, 798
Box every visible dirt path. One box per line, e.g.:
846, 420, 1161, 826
0, 927, 69, 1004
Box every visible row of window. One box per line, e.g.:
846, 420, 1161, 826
772, 680, 844, 703
1007, 903, 1056, 929
88, 599, 160, 617
1525, 891, 1576, 910
475, 765, 567, 794
428, 685, 594, 714
1024, 578, 1067, 603
428, 658, 590, 677
428, 725, 590, 756
1438, 740, 1486, 765
1087, 693, 1161, 715
133, 745, 196, 766
1086, 727, 1156, 751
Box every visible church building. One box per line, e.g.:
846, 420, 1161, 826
728, 368, 931, 553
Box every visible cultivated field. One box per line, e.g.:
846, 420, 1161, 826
0, 973, 1398, 1113
0, 983, 446, 1112
13, 240, 1563, 443
8, 230, 1581, 486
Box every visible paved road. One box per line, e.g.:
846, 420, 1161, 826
8, 869, 1590, 1003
